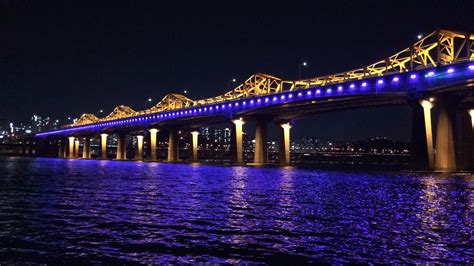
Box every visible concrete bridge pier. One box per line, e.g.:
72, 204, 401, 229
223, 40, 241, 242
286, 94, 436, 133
116, 133, 127, 160
148, 128, 159, 161
434, 96, 458, 172
230, 118, 245, 164
100, 133, 108, 159
68, 136, 75, 158
409, 98, 433, 170
82, 137, 91, 159
167, 129, 179, 162
26, 140, 34, 156
456, 110, 473, 171
278, 122, 292, 165
58, 139, 65, 158
190, 130, 199, 162
469, 110, 474, 131
63, 139, 68, 158
74, 139, 80, 158
469, 109, 474, 169
432, 95, 474, 172
134, 135, 144, 160
33, 138, 51, 157
20, 141, 26, 155
254, 118, 269, 164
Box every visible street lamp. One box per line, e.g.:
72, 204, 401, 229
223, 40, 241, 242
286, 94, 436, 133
417, 34, 423, 40
228, 78, 237, 90
145, 98, 152, 110
299, 62, 308, 79
183, 90, 188, 94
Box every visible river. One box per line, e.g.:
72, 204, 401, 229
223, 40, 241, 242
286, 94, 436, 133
0, 157, 472, 263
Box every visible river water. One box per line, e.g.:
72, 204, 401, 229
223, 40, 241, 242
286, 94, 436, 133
0, 157, 472, 264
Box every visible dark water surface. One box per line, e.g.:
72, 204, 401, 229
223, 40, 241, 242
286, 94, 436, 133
0, 157, 472, 264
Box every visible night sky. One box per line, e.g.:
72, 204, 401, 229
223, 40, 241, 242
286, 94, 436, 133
1, 0, 473, 141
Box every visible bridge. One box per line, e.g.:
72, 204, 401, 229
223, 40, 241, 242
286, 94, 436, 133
35, 29, 474, 172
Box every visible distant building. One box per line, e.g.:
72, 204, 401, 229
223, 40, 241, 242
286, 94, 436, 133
200, 127, 211, 141
213, 127, 231, 143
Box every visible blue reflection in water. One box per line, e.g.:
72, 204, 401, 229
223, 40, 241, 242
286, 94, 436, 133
0, 157, 472, 264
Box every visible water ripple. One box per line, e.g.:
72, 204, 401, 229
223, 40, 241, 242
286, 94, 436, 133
0, 157, 472, 264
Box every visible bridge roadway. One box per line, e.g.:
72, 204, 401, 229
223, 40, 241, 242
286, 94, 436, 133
34, 62, 474, 171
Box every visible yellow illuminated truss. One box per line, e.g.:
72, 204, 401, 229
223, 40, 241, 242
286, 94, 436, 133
144, 93, 195, 114
72, 29, 473, 127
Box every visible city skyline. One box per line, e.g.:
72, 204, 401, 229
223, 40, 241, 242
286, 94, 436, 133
1, 112, 411, 146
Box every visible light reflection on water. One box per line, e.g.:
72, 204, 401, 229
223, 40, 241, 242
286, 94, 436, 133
0, 157, 472, 264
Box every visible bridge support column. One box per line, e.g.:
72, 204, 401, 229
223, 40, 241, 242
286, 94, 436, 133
116, 133, 127, 160
409, 99, 433, 170
469, 110, 474, 131
434, 97, 457, 172
74, 139, 79, 158
100, 133, 108, 159
27, 140, 34, 156
167, 129, 179, 162
231, 118, 245, 164
135, 135, 144, 160
254, 118, 269, 164
58, 139, 65, 158
278, 122, 292, 165
148, 128, 158, 161
68, 136, 75, 158
468, 110, 474, 169
21, 141, 27, 155
82, 137, 91, 159
456, 110, 473, 171
190, 130, 199, 162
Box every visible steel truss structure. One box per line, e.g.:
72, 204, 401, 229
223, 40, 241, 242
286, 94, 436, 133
72, 29, 473, 127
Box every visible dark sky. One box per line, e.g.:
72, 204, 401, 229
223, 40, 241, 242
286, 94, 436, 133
1, 0, 473, 141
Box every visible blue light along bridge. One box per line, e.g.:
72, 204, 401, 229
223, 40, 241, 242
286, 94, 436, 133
34, 30, 474, 172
